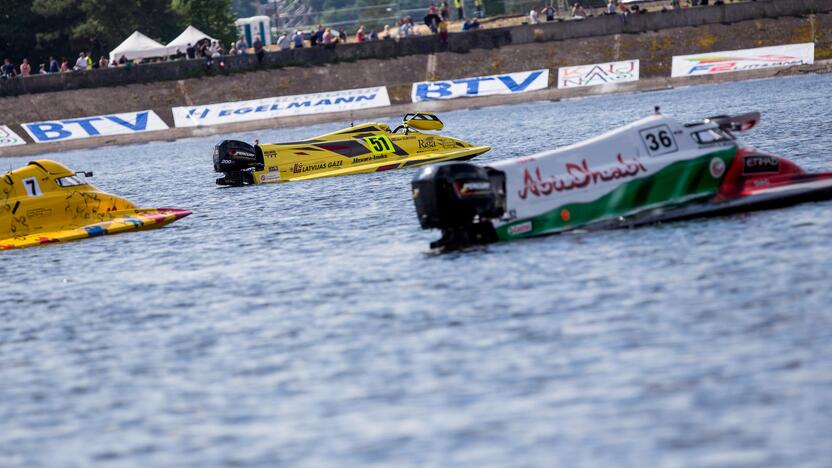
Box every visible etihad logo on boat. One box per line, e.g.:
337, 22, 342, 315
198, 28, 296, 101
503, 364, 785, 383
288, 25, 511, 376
518, 154, 647, 200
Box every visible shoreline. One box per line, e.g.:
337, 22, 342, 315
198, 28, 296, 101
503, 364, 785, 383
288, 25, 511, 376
2, 60, 830, 159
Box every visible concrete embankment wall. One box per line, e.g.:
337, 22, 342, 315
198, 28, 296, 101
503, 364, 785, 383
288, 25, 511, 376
0, 0, 830, 157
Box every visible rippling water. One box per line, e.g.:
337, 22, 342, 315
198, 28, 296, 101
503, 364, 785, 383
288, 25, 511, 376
2, 74, 832, 467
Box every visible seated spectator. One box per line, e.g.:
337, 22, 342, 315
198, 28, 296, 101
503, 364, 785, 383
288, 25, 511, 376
49, 56, 59, 73
470, 18, 481, 29
355, 25, 366, 42
74, 53, 87, 71
236, 35, 248, 53
400, 17, 414, 37
229, 43, 238, 55
291, 30, 304, 48
38, 63, 47, 74
99, 56, 109, 68
277, 33, 289, 50
20, 58, 31, 76
60, 58, 70, 72
529, 7, 540, 24
118, 55, 127, 65
2, 58, 16, 78
369, 30, 378, 41
339, 30, 347, 43
462, 19, 472, 31
572, 2, 587, 18
382, 25, 391, 40
186, 43, 196, 59
323, 27, 333, 45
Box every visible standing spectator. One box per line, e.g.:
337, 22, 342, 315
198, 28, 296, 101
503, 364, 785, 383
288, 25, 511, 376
312, 24, 324, 46
571, 2, 587, 17
544, 4, 555, 21
400, 17, 414, 37
438, 19, 449, 44
74, 53, 87, 70
20, 59, 31, 76
98, 56, 109, 68
253, 36, 264, 63
529, 7, 540, 24
454, 0, 464, 20
236, 35, 248, 53
84, 52, 93, 69
425, 7, 441, 33
186, 43, 196, 59
2, 58, 16, 78
355, 25, 366, 42
439, 1, 450, 20
60, 58, 70, 72
475, 0, 484, 18
277, 32, 290, 50
671, 0, 681, 9
48, 56, 59, 73
292, 30, 304, 48
381, 25, 391, 40
462, 19, 473, 31
229, 43, 238, 55
323, 28, 333, 45
470, 18, 480, 29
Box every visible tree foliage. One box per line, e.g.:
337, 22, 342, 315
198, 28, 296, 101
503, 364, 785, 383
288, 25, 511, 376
0, 0, 237, 67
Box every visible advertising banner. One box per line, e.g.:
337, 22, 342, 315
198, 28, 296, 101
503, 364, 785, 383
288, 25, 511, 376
22, 111, 169, 143
557, 60, 639, 89
0, 125, 26, 147
411, 69, 549, 103
172, 86, 391, 128
671, 43, 814, 77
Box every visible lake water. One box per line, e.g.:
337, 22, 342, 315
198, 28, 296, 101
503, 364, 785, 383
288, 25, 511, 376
2, 73, 831, 467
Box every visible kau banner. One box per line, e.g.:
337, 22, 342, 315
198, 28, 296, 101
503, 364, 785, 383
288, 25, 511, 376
172, 87, 391, 127
23, 111, 169, 143
671, 43, 814, 77
557, 59, 639, 89
0, 125, 26, 147
411, 69, 549, 103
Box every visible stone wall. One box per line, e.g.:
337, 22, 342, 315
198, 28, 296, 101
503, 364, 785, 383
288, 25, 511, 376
1, 0, 829, 98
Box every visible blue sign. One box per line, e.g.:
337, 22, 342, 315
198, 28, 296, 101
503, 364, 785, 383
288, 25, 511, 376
23, 111, 169, 143
411, 70, 549, 102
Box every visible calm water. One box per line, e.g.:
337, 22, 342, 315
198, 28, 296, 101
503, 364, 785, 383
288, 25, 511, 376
2, 74, 832, 467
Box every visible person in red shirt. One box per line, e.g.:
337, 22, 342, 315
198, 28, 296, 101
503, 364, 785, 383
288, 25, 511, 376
355, 25, 366, 42
19, 58, 31, 76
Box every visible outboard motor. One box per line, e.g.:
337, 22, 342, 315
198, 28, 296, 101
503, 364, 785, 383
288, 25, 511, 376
412, 162, 505, 249
213, 140, 262, 186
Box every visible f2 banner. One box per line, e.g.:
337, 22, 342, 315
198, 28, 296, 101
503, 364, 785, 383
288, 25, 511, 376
671, 43, 814, 77
0, 125, 26, 147
172, 87, 391, 127
411, 70, 549, 102
557, 60, 639, 89
23, 111, 169, 143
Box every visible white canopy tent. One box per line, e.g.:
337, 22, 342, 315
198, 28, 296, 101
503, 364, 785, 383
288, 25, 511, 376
166, 25, 216, 53
109, 31, 168, 62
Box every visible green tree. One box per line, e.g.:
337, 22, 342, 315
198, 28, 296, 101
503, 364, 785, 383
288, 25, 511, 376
0, 0, 40, 63
172, 0, 237, 48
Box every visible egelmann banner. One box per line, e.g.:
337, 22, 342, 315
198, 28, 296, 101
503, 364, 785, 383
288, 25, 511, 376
557, 60, 639, 89
671, 43, 814, 77
22, 111, 169, 143
172, 87, 391, 128
411, 69, 549, 103
0, 125, 26, 147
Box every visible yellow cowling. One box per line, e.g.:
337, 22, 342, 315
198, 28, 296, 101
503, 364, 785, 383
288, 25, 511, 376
0, 160, 137, 239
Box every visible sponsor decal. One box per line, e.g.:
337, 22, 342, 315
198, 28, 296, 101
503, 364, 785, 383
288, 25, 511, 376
743, 155, 780, 175
508, 221, 532, 236
557, 59, 639, 89
259, 173, 281, 183
418, 138, 437, 149
351, 154, 389, 164
173, 87, 391, 127
0, 125, 26, 147
709, 157, 726, 179
22, 111, 169, 143
518, 154, 648, 200
289, 160, 344, 174
671, 43, 814, 77
411, 69, 549, 102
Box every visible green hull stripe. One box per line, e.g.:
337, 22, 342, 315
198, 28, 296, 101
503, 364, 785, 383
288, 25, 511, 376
497, 148, 737, 241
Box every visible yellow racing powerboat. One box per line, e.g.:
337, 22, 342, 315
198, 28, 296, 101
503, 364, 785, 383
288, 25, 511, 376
213, 113, 490, 185
1, 160, 191, 250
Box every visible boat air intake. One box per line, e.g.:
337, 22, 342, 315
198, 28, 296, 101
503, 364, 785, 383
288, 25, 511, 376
213, 140, 262, 186
411, 162, 505, 249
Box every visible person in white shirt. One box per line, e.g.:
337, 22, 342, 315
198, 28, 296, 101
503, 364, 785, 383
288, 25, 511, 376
277, 33, 289, 50
529, 8, 540, 24
74, 53, 87, 70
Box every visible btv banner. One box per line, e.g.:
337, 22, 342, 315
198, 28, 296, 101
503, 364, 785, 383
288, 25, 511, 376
0, 125, 26, 147
671, 43, 814, 77
557, 59, 639, 89
411, 69, 549, 102
23, 111, 169, 143
172, 87, 391, 127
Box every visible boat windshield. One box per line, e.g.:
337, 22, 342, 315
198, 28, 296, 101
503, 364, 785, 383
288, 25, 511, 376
692, 128, 734, 144
55, 175, 86, 187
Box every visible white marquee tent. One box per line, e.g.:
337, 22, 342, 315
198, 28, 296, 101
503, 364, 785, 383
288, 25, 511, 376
109, 31, 168, 62
167, 25, 216, 53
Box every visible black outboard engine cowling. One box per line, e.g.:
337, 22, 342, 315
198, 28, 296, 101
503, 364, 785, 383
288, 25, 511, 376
213, 140, 263, 186
412, 162, 506, 249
